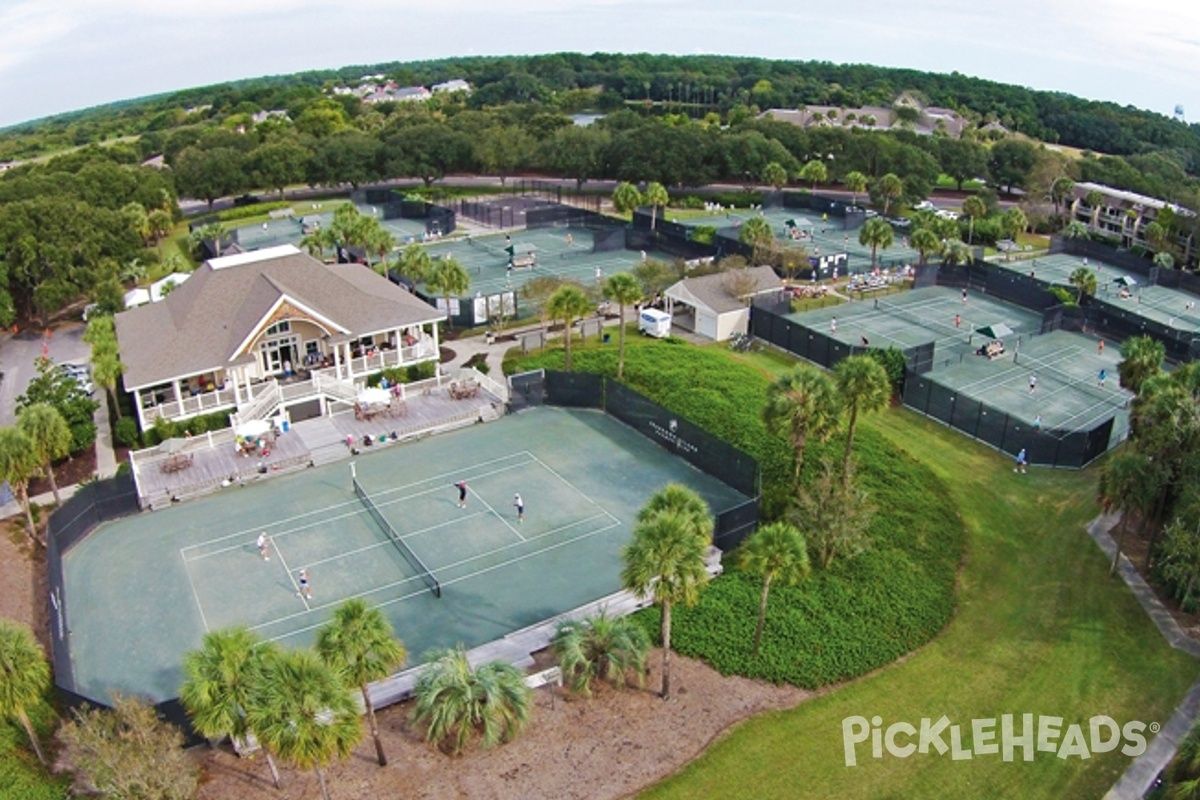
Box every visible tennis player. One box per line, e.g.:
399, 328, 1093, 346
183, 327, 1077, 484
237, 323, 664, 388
297, 568, 312, 599
513, 493, 524, 523
256, 532, 270, 561
455, 481, 468, 508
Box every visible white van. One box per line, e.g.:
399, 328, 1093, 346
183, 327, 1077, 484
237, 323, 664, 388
638, 308, 671, 338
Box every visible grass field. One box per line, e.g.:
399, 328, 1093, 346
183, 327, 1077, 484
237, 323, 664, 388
639, 407, 1198, 799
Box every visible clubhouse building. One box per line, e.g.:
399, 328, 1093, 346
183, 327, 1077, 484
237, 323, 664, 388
114, 245, 444, 431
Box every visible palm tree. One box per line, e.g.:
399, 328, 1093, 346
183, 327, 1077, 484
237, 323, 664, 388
1050, 177, 1076, 216
551, 612, 650, 696
1118, 335, 1166, 394
92, 349, 124, 421
300, 228, 336, 261
315, 599, 407, 767
834, 355, 891, 475
910, 228, 942, 266
17, 403, 72, 507
738, 521, 810, 655
426, 257, 470, 330
0, 620, 50, 764
1084, 190, 1104, 229
1099, 452, 1160, 576
644, 182, 670, 230
412, 647, 532, 755
962, 195, 986, 245
246, 649, 361, 800
546, 284, 592, 372
799, 160, 827, 192
739, 216, 775, 264
612, 182, 642, 217
943, 240, 973, 267
180, 628, 284, 789
763, 365, 840, 481
621, 484, 713, 700
876, 173, 903, 215
1001, 208, 1028, 260
148, 208, 174, 261
603, 272, 643, 380
398, 243, 433, 283
1154, 251, 1176, 271
1068, 267, 1098, 303
0, 427, 41, 544
842, 170, 868, 207
761, 161, 788, 191
858, 218, 895, 271
366, 227, 397, 273
1062, 220, 1089, 241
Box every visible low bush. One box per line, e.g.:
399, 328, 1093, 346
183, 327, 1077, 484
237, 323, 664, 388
113, 417, 139, 448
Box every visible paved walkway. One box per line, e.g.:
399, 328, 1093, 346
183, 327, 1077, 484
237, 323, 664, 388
1090, 512, 1200, 799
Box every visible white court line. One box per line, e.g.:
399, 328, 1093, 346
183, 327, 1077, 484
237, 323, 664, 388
254, 514, 623, 641
179, 550, 211, 633
176, 453, 530, 554
184, 459, 537, 561
273, 541, 309, 611
366, 451, 534, 502
470, 487, 524, 541
527, 453, 609, 513
299, 511, 491, 571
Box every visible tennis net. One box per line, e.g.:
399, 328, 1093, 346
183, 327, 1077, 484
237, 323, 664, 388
352, 478, 442, 598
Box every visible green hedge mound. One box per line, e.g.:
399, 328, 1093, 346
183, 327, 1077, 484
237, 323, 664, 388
511, 339, 965, 688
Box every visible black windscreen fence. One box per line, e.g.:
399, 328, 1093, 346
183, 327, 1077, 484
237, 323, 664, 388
545, 370, 605, 408
903, 374, 1113, 468
749, 304, 864, 370
46, 473, 140, 696
934, 259, 1057, 312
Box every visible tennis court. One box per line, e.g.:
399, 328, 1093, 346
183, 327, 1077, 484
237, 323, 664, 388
62, 407, 748, 703
233, 203, 430, 251
681, 207, 920, 273
420, 228, 668, 297
791, 286, 1044, 353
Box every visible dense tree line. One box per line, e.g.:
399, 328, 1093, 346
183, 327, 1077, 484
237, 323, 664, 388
4, 53, 1198, 178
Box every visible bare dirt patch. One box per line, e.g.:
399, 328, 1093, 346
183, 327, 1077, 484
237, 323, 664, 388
194, 653, 807, 800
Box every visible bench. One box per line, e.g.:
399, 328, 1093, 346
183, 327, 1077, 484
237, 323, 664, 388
450, 381, 480, 400
510, 254, 536, 270
524, 666, 563, 690
985, 342, 1006, 360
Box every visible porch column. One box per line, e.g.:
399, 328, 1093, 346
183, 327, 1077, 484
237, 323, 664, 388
172, 380, 184, 408
231, 370, 242, 405
332, 346, 342, 381
430, 322, 440, 360
134, 389, 148, 432
343, 342, 354, 380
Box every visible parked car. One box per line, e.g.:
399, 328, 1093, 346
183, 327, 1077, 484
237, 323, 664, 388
914, 200, 936, 211
58, 364, 94, 395
885, 216, 912, 230
936, 209, 961, 221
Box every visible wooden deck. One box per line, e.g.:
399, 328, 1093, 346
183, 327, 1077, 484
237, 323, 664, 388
132, 379, 504, 508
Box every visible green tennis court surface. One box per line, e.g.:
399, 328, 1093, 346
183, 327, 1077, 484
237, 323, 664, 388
63, 407, 748, 703
419, 228, 668, 297
233, 203, 430, 251
681, 207, 920, 271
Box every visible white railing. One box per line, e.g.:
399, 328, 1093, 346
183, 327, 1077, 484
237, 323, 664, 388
142, 387, 237, 423
129, 428, 238, 473
456, 367, 508, 402
235, 381, 282, 426
313, 372, 357, 404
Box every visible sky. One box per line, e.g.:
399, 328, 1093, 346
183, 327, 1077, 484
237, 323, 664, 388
0, 0, 1198, 130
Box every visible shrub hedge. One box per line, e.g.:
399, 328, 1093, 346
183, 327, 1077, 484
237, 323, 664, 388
510, 341, 965, 689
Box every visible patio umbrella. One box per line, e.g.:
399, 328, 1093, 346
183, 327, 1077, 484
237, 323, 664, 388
1113, 275, 1137, 287
236, 419, 272, 440
159, 437, 188, 455
357, 387, 391, 408
975, 323, 1014, 339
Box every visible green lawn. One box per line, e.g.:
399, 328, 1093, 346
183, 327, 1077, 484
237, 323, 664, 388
641, 408, 1198, 799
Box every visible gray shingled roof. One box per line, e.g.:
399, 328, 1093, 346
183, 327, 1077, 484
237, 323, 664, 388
667, 266, 782, 315
115, 246, 442, 389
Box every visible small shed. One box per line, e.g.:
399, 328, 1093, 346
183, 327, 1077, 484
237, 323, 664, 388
663, 266, 783, 341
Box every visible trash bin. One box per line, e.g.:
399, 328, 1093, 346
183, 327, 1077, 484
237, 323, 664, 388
603, 333, 611, 344
281, 420, 290, 433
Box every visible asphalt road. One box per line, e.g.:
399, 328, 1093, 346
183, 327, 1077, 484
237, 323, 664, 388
0, 322, 91, 427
